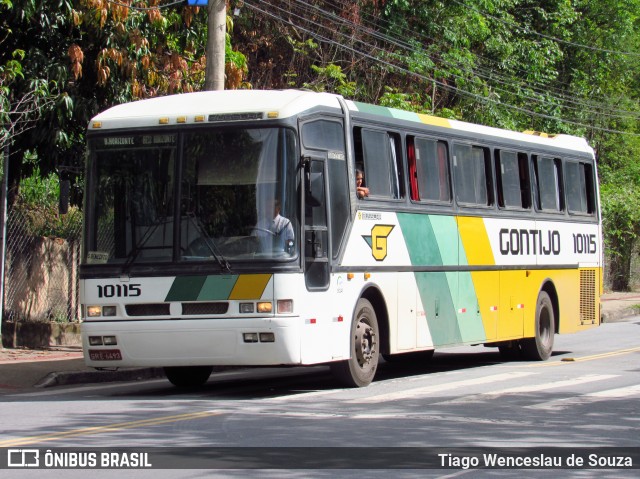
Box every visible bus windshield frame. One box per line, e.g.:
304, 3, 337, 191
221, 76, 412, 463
83, 126, 300, 270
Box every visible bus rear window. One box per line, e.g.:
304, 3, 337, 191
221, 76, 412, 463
565, 160, 596, 215
533, 156, 564, 212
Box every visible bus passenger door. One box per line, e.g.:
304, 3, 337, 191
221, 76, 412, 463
303, 157, 330, 291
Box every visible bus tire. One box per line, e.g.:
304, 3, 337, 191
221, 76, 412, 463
522, 290, 555, 361
498, 342, 522, 360
164, 366, 213, 388
330, 298, 379, 387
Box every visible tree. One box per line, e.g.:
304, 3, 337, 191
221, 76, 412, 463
236, 0, 640, 289
1, 0, 247, 206
0, 1, 55, 153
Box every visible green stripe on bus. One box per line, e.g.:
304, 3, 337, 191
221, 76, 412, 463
165, 275, 239, 301
353, 102, 395, 117
397, 213, 462, 345
457, 271, 487, 342
165, 276, 209, 301
198, 275, 238, 301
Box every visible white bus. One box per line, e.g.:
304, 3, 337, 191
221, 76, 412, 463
81, 90, 602, 387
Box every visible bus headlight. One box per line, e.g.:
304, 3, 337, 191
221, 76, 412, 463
239, 303, 254, 314
277, 299, 293, 314
259, 333, 275, 343
87, 306, 102, 317
257, 302, 272, 313
243, 333, 259, 343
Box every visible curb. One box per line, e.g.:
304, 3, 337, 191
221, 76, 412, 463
33, 365, 240, 388
601, 307, 639, 324
34, 367, 166, 388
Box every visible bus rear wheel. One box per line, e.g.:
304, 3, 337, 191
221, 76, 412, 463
522, 290, 555, 361
164, 366, 213, 388
331, 298, 379, 387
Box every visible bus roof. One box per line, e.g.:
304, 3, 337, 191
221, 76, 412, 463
89, 89, 593, 155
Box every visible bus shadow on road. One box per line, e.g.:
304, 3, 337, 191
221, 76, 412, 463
115, 349, 576, 401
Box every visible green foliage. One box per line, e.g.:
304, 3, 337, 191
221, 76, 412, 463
2, 0, 640, 287
303, 64, 356, 97
379, 87, 426, 113
601, 183, 640, 252
13, 167, 82, 241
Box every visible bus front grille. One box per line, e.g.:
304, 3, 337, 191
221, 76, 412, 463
125, 304, 171, 316
181, 302, 229, 315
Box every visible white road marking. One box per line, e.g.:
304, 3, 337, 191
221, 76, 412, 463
527, 383, 640, 411
348, 371, 535, 404
437, 374, 619, 405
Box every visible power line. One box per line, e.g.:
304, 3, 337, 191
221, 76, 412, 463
450, 0, 640, 58
321, 0, 640, 119
280, 0, 640, 123
251, 0, 639, 122
243, 0, 639, 136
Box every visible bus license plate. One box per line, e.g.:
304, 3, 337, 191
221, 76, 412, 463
89, 349, 122, 361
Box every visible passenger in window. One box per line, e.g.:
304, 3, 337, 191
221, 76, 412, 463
356, 169, 369, 199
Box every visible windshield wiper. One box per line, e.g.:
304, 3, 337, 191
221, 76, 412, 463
121, 220, 164, 273
187, 213, 232, 273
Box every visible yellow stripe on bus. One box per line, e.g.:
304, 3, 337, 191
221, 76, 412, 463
457, 217, 498, 340
457, 216, 495, 265
417, 113, 452, 128
229, 274, 272, 300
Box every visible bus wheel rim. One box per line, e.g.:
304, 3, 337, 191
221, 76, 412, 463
355, 318, 376, 368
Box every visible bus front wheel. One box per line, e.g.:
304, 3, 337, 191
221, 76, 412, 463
164, 366, 213, 388
330, 298, 379, 387
522, 290, 555, 361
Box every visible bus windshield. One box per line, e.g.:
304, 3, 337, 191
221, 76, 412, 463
84, 127, 299, 266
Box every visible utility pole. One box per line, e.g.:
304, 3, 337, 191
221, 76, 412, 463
205, 0, 227, 91
0, 144, 8, 349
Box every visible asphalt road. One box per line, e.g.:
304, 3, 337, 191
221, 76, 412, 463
1, 317, 639, 479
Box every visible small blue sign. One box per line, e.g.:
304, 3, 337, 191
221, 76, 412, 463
186, 0, 208, 5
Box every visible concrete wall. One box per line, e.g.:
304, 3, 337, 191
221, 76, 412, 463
2, 321, 82, 349
4, 236, 80, 322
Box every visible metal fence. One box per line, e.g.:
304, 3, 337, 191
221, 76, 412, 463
2, 205, 81, 323
1, 203, 639, 324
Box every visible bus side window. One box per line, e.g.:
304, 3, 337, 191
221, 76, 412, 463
413, 136, 451, 203
565, 160, 596, 215
407, 137, 419, 201
495, 150, 531, 209
533, 155, 564, 212
301, 119, 349, 258
355, 127, 404, 199
453, 143, 493, 206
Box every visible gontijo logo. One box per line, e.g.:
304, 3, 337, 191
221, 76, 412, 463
362, 225, 395, 261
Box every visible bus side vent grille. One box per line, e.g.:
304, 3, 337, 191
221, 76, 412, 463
125, 304, 171, 317
182, 302, 229, 315
579, 269, 596, 324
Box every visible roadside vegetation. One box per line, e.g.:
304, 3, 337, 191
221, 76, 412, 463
1, 0, 639, 289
